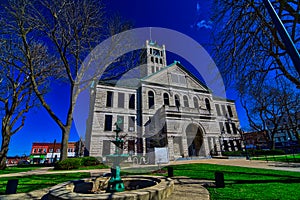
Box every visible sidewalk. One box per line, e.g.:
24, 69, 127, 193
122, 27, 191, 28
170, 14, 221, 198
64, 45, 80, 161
0, 158, 299, 200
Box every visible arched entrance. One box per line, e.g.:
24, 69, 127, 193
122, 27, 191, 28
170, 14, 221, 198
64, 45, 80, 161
186, 124, 203, 157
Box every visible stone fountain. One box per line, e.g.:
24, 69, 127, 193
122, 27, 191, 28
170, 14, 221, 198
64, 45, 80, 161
47, 120, 174, 200
105, 120, 129, 192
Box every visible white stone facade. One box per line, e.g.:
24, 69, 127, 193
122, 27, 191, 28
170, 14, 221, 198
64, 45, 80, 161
85, 41, 242, 161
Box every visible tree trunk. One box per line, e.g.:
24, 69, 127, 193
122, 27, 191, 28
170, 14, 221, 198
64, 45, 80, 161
60, 125, 71, 161
0, 134, 11, 170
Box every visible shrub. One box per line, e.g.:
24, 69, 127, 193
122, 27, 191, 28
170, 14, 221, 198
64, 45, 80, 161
54, 158, 81, 170
81, 156, 100, 166
222, 151, 244, 156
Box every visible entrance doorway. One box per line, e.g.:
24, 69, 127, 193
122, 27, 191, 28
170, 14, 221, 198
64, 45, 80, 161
186, 124, 203, 156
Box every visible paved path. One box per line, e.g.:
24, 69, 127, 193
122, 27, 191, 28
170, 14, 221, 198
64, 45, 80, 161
1, 158, 300, 199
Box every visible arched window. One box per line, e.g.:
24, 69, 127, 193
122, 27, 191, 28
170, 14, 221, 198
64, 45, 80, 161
148, 91, 155, 109
193, 97, 198, 108
163, 93, 169, 106
183, 95, 189, 107
205, 98, 211, 111
175, 95, 180, 107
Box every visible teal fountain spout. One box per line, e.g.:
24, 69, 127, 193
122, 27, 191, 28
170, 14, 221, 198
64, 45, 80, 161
106, 120, 129, 193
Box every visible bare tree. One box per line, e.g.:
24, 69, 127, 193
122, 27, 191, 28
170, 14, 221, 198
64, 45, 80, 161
211, 0, 300, 89
240, 78, 299, 149
1, 0, 137, 161
0, 36, 53, 169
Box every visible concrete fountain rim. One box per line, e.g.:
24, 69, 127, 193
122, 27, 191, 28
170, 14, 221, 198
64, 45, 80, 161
47, 175, 174, 200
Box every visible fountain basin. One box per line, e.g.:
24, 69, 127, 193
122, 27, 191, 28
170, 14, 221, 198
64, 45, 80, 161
47, 175, 174, 200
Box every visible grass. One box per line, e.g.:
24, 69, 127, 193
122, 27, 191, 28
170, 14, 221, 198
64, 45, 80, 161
1, 163, 300, 199
251, 154, 300, 163
0, 172, 90, 194
0, 166, 42, 175
164, 163, 300, 200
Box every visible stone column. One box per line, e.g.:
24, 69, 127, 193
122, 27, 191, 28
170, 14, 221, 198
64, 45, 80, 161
209, 137, 214, 155
143, 138, 146, 156
203, 136, 210, 157
167, 137, 175, 161
181, 136, 189, 157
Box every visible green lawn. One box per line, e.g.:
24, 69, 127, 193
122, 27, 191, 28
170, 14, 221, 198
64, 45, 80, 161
251, 154, 300, 163
1, 163, 300, 199
167, 164, 300, 200
0, 166, 42, 175
0, 172, 90, 194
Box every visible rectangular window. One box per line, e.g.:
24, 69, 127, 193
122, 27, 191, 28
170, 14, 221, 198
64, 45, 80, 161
221, 105, 227, 116
33, 149, 36, 153
151, 57, 154, 62
128, 116, 135, 132
227, 105, 233, 118
104, 115, 113, 131
128, 140, 135, 154
151, 66, 155, 73
225, 122, 231, 134
156, 66, 159, 71
160, 58, 163, 64
129, 94, 135, 109
49, 148, 53, 153
43, 148, 47, 153
56, 149, 60, 153
117, 116, 124, 131
102, 140, 111, 156
118, 93, 125, 108
219, 122, 224, 133
106, 91, 113, 107
215, 104, 221, 116
232, 123, 237, 134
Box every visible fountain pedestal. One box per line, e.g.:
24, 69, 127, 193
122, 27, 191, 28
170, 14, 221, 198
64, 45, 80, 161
106, 121, 129, 193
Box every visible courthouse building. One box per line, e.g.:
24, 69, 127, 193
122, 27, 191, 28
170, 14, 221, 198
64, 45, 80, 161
85, 40, 242, 161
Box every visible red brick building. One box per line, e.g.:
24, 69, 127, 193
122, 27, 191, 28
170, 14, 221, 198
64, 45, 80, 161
242, 131, 269, 149
30, 141, 78, 164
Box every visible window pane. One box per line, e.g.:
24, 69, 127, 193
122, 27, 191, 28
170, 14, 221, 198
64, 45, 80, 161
117, 116, 124, 131
163, 93, 169, 106
221, 105, 227, 116
227, 105, 233, 117
219, 122, 224, 133
118, 93, 124, 108
106, 91, 113, 107
128, 116, 135, 132
215, 104, 221, 116
148, 91, 155, 109
205, 98, 211, 111
193, 97, 198, 108
232, 123, 237, 134
104, 115, 113, 131
225, 122, 231, 134
175, 95, 180, 107
183, 96, 189, 107
129, 94, 135, 109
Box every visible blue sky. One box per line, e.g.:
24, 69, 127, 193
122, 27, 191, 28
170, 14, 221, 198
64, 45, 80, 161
6, 0, 248, 156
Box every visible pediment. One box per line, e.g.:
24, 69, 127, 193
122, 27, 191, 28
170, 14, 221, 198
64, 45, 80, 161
142, 62, 209, 92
